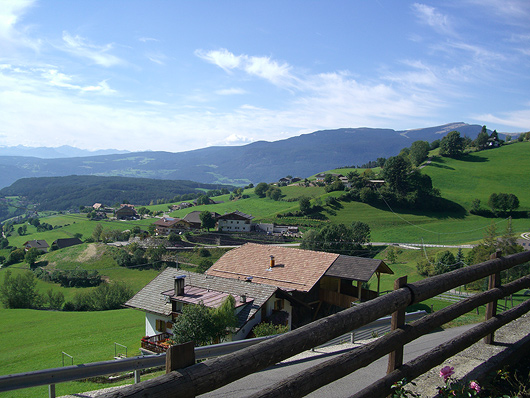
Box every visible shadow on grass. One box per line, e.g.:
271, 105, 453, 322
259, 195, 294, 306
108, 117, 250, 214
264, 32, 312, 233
459, 153, 488, 163
370, 198, 467, 220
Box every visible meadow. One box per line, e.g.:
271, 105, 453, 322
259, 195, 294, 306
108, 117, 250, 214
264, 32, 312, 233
1, 141, 529, 396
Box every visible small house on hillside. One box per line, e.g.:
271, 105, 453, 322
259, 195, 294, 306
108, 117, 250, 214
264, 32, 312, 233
52, 238, 83, 250
217, 211, 254, 232
207, 243, 393, 323
115, 205, 138, 220
23, 240, 49, 253
182, 211, 221, 229
125, 269, 292, 352
153, 217, 191, 235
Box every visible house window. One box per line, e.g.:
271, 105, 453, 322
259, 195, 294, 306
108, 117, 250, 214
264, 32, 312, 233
274, 299, 284, 311
155, 319, 166, 332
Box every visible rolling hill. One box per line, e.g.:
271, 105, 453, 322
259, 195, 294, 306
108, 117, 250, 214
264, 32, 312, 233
0, 123, 489, 188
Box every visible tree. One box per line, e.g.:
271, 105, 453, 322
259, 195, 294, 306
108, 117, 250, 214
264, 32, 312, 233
92, 223, 103, 242
172, 296, 237, 346
434, 251, 457, 275
266, 186, 282, 201
0, 270, 42, 309
200, 211, 216, 231
301, 223, 366, 255
475, 126, 489, 149
439, 131, 465, 158
386, 246, 397, 264
299, 197, 311, 215
351, 221, 371, 245
382, 156, 411, 194
168, 232, 181, 244
196, 195, 210, 206
254, 182, 269, 198
24, 248, 41, 267
488, 193, 519, 213
409, 140, 430, 167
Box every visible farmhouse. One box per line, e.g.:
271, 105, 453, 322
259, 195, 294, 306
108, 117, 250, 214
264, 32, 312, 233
51, 238, 83, 250
153, 217, 191, 235
23, 239, 49, 253
115, 204, 138, 220
182, 211, 221, 229
125, 269, 291, 351
207, 243, 393, 319
217, 211, 254, 232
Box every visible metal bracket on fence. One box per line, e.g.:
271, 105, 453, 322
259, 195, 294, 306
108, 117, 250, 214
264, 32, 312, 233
61, 352, 73, 367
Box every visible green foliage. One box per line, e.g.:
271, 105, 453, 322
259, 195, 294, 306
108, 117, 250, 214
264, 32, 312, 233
252, 322, 289, 337
198, 247, 211, 257
197, 259, 213, 273
266, 185, 282, 201
5, 247, 25, 265
409, 140, 430, 167
488, 192, 519, 214
299, 196, 312, 215
64, 282, 134, 311
46, 289, 65, 310
24, 247, 41, 266
439, 130, 465, 158
434, 250, 457, 275
0, 270, 43, 309
254, 182, 269, 198
0, 175, 234, 212
301, 222, 370, 255
387, 246, 397, 264
200, 210, 216, 230
172, 296, 237, 346
35, 268, 102, 288
382, 156, 412, 194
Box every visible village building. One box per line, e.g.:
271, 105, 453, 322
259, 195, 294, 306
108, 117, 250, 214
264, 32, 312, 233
23, 239, 49, 253
217, 211, 254, 232
125, 269, 290, 352
207, 243, 393, 323
51, 238, 83, 250
115, 204, 138, 220
127, 243, 393, 350
153, 217, 191, 235
182, 211, 221, 229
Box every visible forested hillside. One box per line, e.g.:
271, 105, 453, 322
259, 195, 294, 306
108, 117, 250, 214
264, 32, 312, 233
0, 176, 234, 212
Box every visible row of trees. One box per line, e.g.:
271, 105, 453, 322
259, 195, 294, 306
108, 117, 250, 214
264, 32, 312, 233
254, 182, 282, 201
301, 222, 371, 256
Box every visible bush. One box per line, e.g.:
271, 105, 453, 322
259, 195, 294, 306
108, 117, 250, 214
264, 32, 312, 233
198, 248, 211, 257
67, 282, 134, 311
252, 322, 289, 337
197, 259, 213, 273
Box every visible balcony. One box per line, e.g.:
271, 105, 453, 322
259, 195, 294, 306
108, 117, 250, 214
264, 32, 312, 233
141, 332, 173, 354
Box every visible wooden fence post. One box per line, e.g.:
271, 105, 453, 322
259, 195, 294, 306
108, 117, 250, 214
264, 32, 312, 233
166, 341, 195, 373
387, 276, 407, 374
484, 251, 501, 344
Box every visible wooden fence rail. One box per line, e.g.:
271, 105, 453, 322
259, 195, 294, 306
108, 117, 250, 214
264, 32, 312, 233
100, 250, 530, 398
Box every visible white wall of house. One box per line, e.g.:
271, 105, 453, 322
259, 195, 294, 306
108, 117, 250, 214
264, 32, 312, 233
145, 312, 172, 336
218, 219, 251, 232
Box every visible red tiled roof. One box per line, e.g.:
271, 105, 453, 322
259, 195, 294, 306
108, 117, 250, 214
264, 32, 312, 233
207, 243, 339, 292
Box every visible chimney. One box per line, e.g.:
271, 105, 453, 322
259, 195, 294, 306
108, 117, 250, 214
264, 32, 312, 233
245, 276, 253, 282
174, 275, 186, 296
240, 294, 247, 303
270, 255, 275, 268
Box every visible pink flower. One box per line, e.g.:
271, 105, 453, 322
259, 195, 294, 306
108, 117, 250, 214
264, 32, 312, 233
439, 366, 455, 382
470, 381, 481, 393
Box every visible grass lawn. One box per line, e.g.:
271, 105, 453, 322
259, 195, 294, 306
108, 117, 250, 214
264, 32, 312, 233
0, 307, 145, 398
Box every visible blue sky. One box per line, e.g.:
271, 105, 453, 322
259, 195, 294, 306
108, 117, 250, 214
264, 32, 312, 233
1, 0, 529, 152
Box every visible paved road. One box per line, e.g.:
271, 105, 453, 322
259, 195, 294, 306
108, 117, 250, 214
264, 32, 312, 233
199, 324, 476, 398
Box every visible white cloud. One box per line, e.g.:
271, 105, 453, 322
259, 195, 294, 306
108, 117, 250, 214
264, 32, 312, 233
61, 31, 124, 67
0, 0, 40, 51
473, 108, 530, 131
411, 3, 455, 36
195, 48, 295, 87
41, 69, 115, 94
215, 88, 246, 96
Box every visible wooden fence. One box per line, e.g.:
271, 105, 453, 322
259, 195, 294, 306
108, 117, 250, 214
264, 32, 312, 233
100, 250, 530, 398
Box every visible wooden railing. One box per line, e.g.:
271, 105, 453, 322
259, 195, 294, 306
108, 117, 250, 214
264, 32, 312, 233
141, 333, 172, 354
99, 250, 530, 398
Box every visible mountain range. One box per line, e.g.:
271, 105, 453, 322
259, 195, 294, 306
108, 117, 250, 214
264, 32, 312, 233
0, 123, 491, 189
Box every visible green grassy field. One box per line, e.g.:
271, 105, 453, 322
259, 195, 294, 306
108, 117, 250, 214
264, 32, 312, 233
1, 141, 529, 396
423, 142, 530, 210
0, 307, 145, 398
